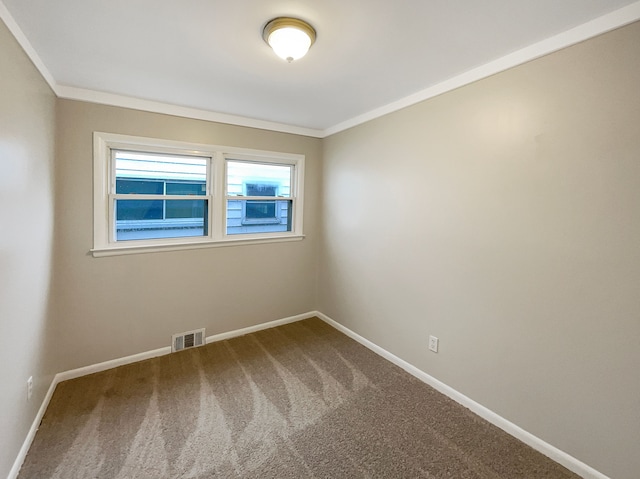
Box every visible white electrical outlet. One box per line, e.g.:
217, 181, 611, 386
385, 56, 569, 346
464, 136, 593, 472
27, 376, 33, 401
428, 335, 439, 353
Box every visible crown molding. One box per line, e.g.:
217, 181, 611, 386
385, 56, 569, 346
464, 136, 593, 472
322, 1, 640, 137
3, 0, 640, 139
0, 0, 57, 91
55, 85, 325, 138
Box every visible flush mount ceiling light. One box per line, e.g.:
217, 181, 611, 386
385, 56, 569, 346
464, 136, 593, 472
263, 17, 316, 63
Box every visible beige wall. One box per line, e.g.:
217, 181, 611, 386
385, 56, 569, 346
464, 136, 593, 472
0, 18, 57, 478
319, 22, 640, 479
52, 100, 322, 372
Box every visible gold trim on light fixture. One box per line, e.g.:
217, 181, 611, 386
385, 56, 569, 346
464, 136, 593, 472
263, 17, 316, 62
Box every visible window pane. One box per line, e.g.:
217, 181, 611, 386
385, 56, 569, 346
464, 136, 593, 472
116, 179, 163, 195
226, 160, 292, 198
166, 199, 205, 219
227, 199, 291, 235
116, 200, 163, 220
166, 182, 206, 195
116, 199, 208, 241
115, 151, 206, 194
246, 201, 276, 219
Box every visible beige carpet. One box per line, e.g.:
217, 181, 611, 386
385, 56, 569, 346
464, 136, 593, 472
19, 317, 580, 478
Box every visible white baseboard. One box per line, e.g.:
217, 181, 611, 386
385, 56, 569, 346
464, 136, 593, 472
10, 310, 608, 479
204, 311, 314, 343
7, 375, 57, 479
8, 311, 317, 479
315, 311, 609, 479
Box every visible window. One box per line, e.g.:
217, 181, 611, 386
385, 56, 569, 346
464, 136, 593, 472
114, 151, 208, 241
93, 132, 304, 256
226, 160, 293, 233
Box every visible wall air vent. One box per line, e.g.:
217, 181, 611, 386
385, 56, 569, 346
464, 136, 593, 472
172, 328, 205, 353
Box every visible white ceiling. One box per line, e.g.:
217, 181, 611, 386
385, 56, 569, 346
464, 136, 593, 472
2, 0, 640, 137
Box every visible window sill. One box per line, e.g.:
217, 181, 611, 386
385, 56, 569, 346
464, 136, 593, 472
91, 234, 305, 257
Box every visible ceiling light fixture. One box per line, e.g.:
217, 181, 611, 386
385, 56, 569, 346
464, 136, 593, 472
263, 17, 316, 63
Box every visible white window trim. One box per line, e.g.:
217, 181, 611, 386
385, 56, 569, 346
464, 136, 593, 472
92, 132, 305, 257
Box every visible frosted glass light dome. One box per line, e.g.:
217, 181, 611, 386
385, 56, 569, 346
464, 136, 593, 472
263, 18, 316, 63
